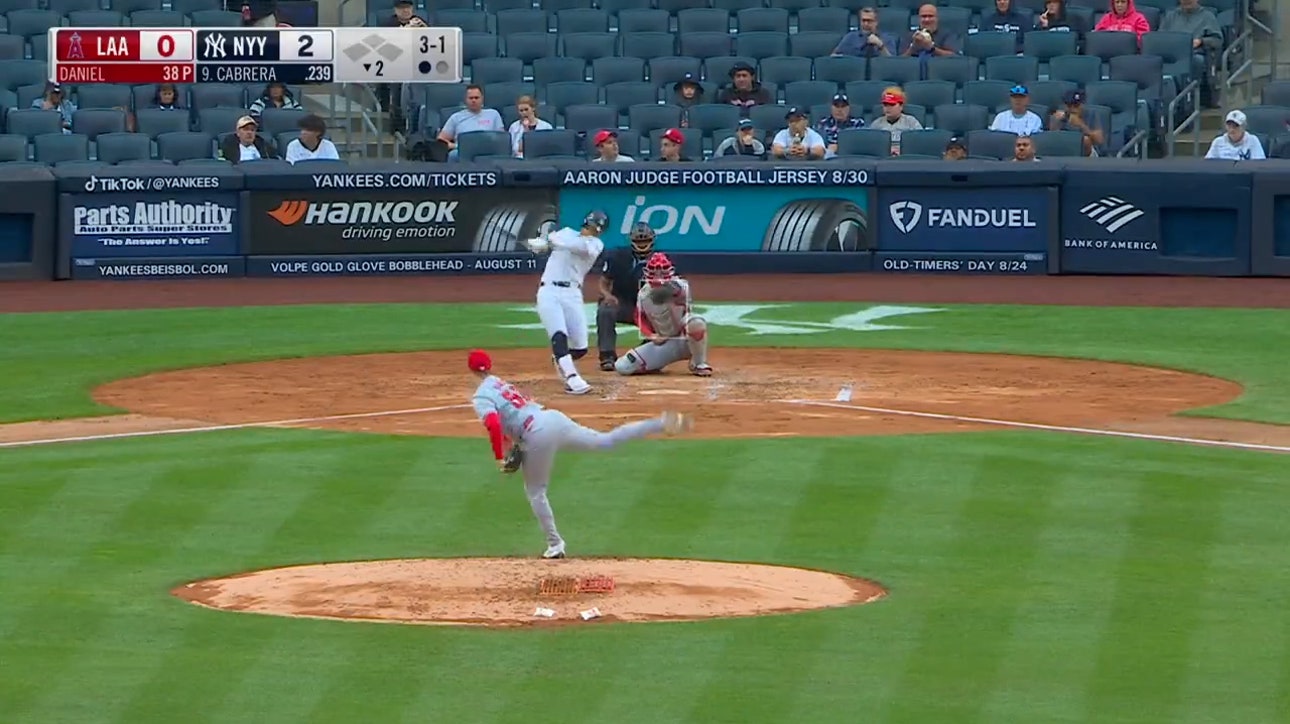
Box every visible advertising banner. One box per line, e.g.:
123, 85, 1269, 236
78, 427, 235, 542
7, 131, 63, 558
557, 186, 871, 252
876, 187, 1052, 253
244, 188, 556, 256
244, 253, 541, 277
71, 256, 245, 280
873, 251, 1045, 274
62, 193, 241, 257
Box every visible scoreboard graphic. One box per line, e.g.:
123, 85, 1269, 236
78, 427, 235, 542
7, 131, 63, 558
48, 26, 463, 85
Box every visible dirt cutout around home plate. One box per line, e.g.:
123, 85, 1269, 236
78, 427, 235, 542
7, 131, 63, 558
172, 558, 887, 627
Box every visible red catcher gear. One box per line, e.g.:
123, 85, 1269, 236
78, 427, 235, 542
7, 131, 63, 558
644, 252, 675, 287
467, 349, 492, 372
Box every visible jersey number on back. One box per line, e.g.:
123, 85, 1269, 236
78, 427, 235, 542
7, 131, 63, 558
493, 381, 529, 409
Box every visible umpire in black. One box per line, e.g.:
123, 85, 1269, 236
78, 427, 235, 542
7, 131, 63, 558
595, 222, 656, 371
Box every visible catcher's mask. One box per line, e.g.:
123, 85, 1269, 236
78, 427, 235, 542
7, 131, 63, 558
644, 252, 676, 287
582, 209, 609, 235
629, 222, 656, 255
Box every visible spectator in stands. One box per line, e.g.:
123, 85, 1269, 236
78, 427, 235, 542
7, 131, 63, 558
673, 74, 705, 129
1204, 109, 1267, 159
508, 95, 553, 158
1160, 0, 1223, 108
981, 0, 1030, 53
943, 136, 967, 159
236, 1, 278, 28
382, 0, 427, 27
1012, 135, 1040, 161
715, 119, 767, 158
377, 1, 428, 131
771, 107, 827, 160
1049, 89, 1104, 156
220, 115, 277, 164
990, 85, 1044, 135
591, 130, 635, 162
437, 84, 504, 161
716, 62, 773, 118
1036, 0, 1081, 33
153, 83, 183, 111
285, 114, 340, 164
817, 93, 865, 158
658, 128, 692, 162
32, 82, 75, 134
902, 5, 961, 61
833, 7, 897, 58
869, 87, 924, 155
1093, 0, 1150, 48
249, 81, 302, 118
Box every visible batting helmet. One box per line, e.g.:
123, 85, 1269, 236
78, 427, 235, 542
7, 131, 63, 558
628, 222, 656, 254
582, 210, 609, 235
644, 252, 676, 286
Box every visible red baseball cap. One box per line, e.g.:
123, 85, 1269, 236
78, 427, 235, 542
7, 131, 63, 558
593, 129, 617, 146
881, 91, 905, 105
662, 128, 684, 144
467, 349, 492, 372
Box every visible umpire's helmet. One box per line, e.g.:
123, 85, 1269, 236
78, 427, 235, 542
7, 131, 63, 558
628, 222, 656, 254
582, 210, 609, 235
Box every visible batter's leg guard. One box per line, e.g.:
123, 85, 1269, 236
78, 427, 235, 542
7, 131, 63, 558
551, 332, 579, 381
686, 317, 712, 374
614, 349, 649, 376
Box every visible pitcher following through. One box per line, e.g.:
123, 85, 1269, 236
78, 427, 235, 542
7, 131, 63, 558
467, 349, 693, 559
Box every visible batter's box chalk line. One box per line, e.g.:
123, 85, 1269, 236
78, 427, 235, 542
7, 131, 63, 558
777, 399, 1290, 455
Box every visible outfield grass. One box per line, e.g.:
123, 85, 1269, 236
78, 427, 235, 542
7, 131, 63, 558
1, 300, 1288, 724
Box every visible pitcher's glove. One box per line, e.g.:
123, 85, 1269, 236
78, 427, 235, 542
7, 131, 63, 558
647, 282, 681, 306
500, 443, 524, 473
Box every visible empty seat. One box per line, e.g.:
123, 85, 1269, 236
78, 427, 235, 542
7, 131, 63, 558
1032, 128, 1085, 157
931, 103, 989, 135
616, 8, 669, 33
486, 81, 536, 106
738, 7, 789, 32
965, 31, 1018, 61
1023, 30, 1078, 64
496, 9, 550, 37
836, 128, 892, 157
628, 101, 681, 136
845, 80, 892, 109
771, 0, 824, 12
966, 129, 1017, 159
462, 33, 499, 65
797, 6, 849, 33
649, 56, 702, 88
0, 59, 47, 90
49, 0, 102, 13
188, 9, 242, 26
935, 6, 972, 37
6, 108, 62, 138
67, 10, 125, 26
472, 58, 524, 86
259, 108, 306, 135
456, 130, 513, 161
622, 32, 675, 60
1140, 30, 1194, 86
903, 80, 955, 111
522, 128, 579, 158
985, 55, 1039, 85
758, 56, 811, 88
896, 128, 953, 157
869, 57, 922, 86
562, 103, 619, 132
813, 55, 866, 85
592, 57, 645, 86
926, 56, 981, 88
190, 83, 246, 110
659, 0, 711, 15
74, 84, 133, 110
94, 131, 152, 163
686, 103, 741, 133
197, 107, 247, 134
544, 81, 599, 112
433, 10, 488, 33
0, 34, 23, 60
605, 81, 657, 112
130, 9, 185, 26
789, 32, 839, 60
484, 0, 535, 11
6, 9, 59, 39
1228, 105, 1289, 137
33, 132, 90, 163
1083, 31, 1138, 64
112, 0, 164, 13
736, 32, 789, 60
1048, 54, 1103, 86
748, 103, 789, 132
784, 80, 837, 108
16, 81, 44, 109
136, 107, 191, 137
1110, 53, 1164, 105
679, 32, 732, 58
962, 80, 1014, 113
0, 132, 25, 161
71, 109, 128, 139
677, 7, 729, 33
1028, 79, 1076, 112
1263, 81, 1290, 107
157, 131, 213, 161
533, 57, 587, 87
558, 8, 610, 33
504, 33, 558, 65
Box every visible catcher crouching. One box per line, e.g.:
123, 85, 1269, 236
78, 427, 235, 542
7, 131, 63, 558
613, 252, 714, 377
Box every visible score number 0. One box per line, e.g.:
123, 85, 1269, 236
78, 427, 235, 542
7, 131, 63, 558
140, 31, 195, 82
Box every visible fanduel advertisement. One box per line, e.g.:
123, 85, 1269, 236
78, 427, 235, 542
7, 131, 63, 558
64, 194, 241, 257
556, 187, 870, 252
245, 189, 557, 255
877, 188, 1051, 252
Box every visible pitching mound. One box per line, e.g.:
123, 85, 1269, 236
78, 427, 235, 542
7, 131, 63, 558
171, 558, 887, 627
84, 348, 1262, 443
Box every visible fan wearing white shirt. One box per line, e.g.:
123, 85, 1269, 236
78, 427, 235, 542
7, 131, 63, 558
771, 107, 827, 160
990, 85, 1045, 136
508, 94, 553, 158
1204, 109, 1267, 160
284, 114, 341, 164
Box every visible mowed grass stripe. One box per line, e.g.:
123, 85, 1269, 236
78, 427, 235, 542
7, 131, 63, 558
0, 468, 76, 558
978, 445, 1139, 722
1177, 464, 1290, 724
1083, 468, 1224, 722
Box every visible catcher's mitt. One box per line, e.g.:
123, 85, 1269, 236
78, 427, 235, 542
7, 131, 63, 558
500, 443, 524, 473
647, 282, 681, 306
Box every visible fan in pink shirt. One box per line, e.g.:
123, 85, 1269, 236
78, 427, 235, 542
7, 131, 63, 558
1094, 0, 1150, 47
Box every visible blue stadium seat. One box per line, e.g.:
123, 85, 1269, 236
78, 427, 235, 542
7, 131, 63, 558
485, 0, 534, 12
926, 56, 980, 88
1028, 79, 1076, 112
28, 32, 47, 60
735, 32, 788, 60
630, 104, 683, 134
677, 7, 729, 33
844, 80, 891, 109
679, 32, 732, 58
190, 83, 245, 110
505, 33, 558, 64
713, 0, 765, 11
562, 103, 618, 131
543, 0, 595, 11
456, 130, 513, 161
564, 32, 620, 61
869, 57, 922, 86
558, 7, 609, 33
258, 108, 306, 136
71, 108, 127, 139
1032, 129, 1085, 157
758, 55, 810, 88
659, 0, 710, 15
748, 103, 788, 131
784, 80, 836, 108
616, 8, 668, 32
813, 55, 865, 85
472, 57, 524, 85
985, 55, 1039, 85
496, 9, 550, 36
0, 34, 23, 60
965, 31, 1019, 62
646, 126, 702, 158
1023, 30, 1078, 65
112, 0, 164, 14
188, 9, 241, 26
1084, 80, 1140, 144
0, 0, 39, 12
1109, 53, 1164, 106
33, 132, 89, 163
171, 0, 222, 14
789, 32, 838, 59
836, 128, 892, 157
592, 56, 645, 85
130, 9, 185, 27
1083, 31, 1138, 65
937, 6, 972, 37
485, 81, 536, 106
5, 109, 62, 138
686, 103, 741, 133
5, 9, 60, 40
544, 81, 599, 112
966, 129, 1017, 160
769, 0, 822, 13
962, 80, 1013, 114
903, 79, 955, 111
598, 0, 653, 16
1048, 54, 1103, 86
1234, 107, 1288, 137
533, 57, 587, 87
94, 131, 152, 163
67, 10, 126, 26
1140, 31, 1193, 87
649, 56, 702, 89
434, 10, 488, 33
135, 108, 191, 137
15, 81, 43, 108
0, 132, 27, 161
896, 129, 953, 157
797, 6, 848, 32
197, 107, 247, 135
605, 81, 658, 112
463, 33, 500, 64
932, 103, 989, 135
738, 7, 788, 32
1262, 81, 1290, 107
522, 128, 579, 158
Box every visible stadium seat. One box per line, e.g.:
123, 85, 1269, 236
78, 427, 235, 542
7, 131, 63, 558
6, 9, 59, 40
965, 32, 1019, 62
0, 58, 46, 91
0, 133, 27, 161
486, 82, 536, 107
677, 7, 729, 34
1083, 31, 1138, 65
496, 9, 551, 37
505, 33, 559, 65
463, 33, 500, 65
6, 109, 62, 139
790, 32, 839, 60
94, 131, 152, 164
592, 56, 645, 85
416, 83, 468, 117
558, 8, 610, 33
197, 107, 247, 135
660, 0, 711, 16
605, 81, 658, 112
597, 0, 653, 14
1110, 53, 1164, 108
1262, 82, 1290, 107
869, 57, 922, 86
738, 7, 789, 33
72, 85, 131, 111
71, 109, 128, 140
836, 128, 892, 157
1022, 30, 1078, 65
560, 32, 618, 63
616, 8, 669, 33
686, 103, 741, 133
15, 81, 43, 108
1028, 79, 1076, 112
628, 103, 682, 133
49, 0, 101, 12
521, 128, 578, 158
171, 0, 224, 13
433, 10, 487, 33
135, 108, 191, 137
926, 56, 981, 89
649, 56, 703, 88
484, 0, 534, 11
936, 6, 972, 37
562, 103, 619, 132
735, 32, 790, 61
1232, 105, 1290, 138
624, 32, 679, 60
113, 0, 164, 14
962, 80, 1013, 114
1048, 54, 1103, 87
759, 55, 811, 89
433, 0, 481, 9
456, 130, 513, 161
772, 0, 825, 13
646, 127, 702, 159
845, 80, 892, 109
533, 57, 587, 87
190, 84, 246, 111
33, 132, 90, 164
544, 81, 599, 113
813, 55, 866, 85
896, 128, 953, 157
966, 129, 1017, 160
679, 31, 732, 58
0, 34, 24, 60
188, 9, 241, 26
1032, 128, 1085, 157
67, 10, 125, 26
798, 6, 849, 33
1140, 31, 1194, 87
747, 103, 788, 132
472, 58, 524, 86
932, 103, 989, 135
258, 108, 306, 136
985, 55, 1039, 85
130, 9, 185, 27
784, 80, 837, 108
713, 0, 766, 11
903, 80, 955, 112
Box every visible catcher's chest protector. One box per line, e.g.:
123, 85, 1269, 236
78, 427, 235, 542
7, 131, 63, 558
637, 278, 691, 337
